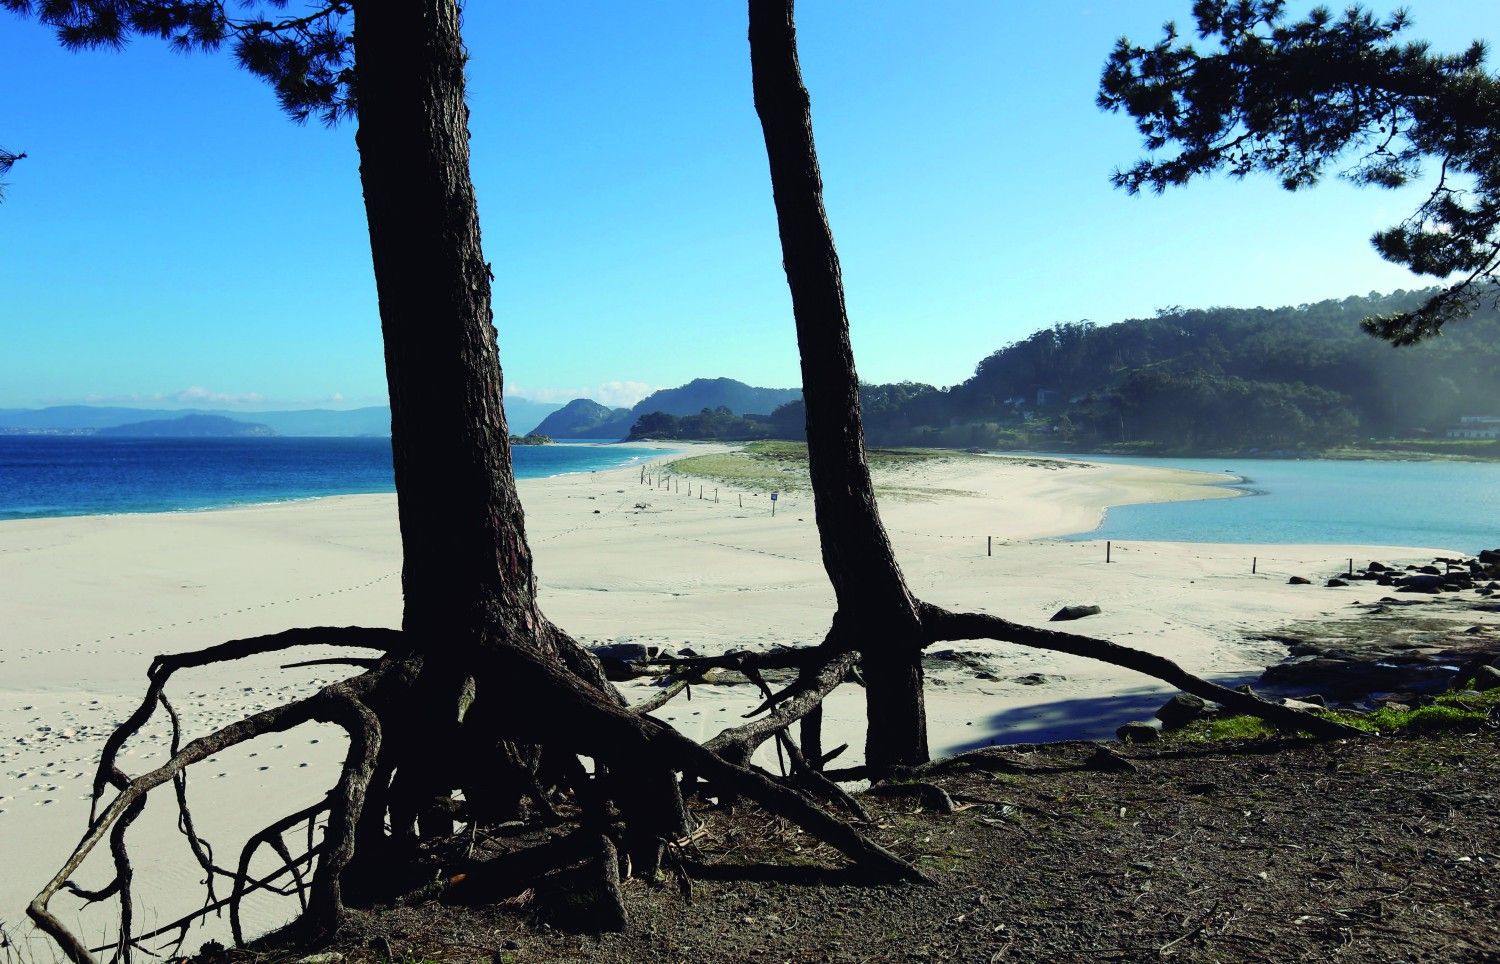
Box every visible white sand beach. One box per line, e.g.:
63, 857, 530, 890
0, 450, 1459, 952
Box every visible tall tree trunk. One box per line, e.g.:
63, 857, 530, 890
748, 0, 928, 770
353, 0, 545, 650
351, 0, 545, 835
350, 0, 687, 866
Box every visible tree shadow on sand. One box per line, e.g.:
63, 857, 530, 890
946, 676, 1261, 755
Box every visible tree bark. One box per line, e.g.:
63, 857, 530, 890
748, 0, 928, 770
350, 0, 688, 865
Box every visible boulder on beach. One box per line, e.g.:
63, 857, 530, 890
1155, 693, 1219, 729
1050, 604, 1102, 622
1288, 576, 1311, 585
1116, 721, 1161, 743
1474, 665, 1500, 692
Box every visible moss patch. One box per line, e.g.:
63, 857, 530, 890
1172, 689, 1499, 743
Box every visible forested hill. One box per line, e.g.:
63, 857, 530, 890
712, 289, 1500, 454
630, 378, 799, 419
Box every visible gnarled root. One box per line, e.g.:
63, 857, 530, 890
30, 622, 924, 962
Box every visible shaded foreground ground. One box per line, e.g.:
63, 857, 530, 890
225, 732, 1499, 963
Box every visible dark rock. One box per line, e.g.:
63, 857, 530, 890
1050, 604, 1102, 622
1116, 721, 1160, 743
1419, 565, 1443, 575
1474, 665, 1500, 692
1234, 683, 1260, 698
1085, 746, 1138, 772
1326, 578, 1349, 588
1155, 693, 1219, 730
1396, 574, 1444, 592
1011, 672, 1061, 686
1288, 576, 1312, 585
1367, 561, 1389, 572
1479, 548, 1500, 565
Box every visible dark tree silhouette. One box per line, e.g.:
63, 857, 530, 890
1100, 1, 1500, 344
0, 145, 24, 199
14, 1, 1359, 960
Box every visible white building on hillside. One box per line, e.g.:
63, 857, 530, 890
1447, 416, 1500, 439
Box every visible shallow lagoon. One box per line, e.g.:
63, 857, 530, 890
1059, 453, 1500, 553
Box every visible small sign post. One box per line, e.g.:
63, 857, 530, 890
770, 491, 779, 517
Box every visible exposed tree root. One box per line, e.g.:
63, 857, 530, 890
31, 624, 926, 962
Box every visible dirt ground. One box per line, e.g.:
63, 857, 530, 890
218, 731, 1500, 964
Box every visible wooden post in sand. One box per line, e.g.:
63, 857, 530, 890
987, 536, 992, 557
1253, 556, 1258, 574
1106, 540, 1112, 564
1349, 558, 1354, 576
739, 493, 743, 508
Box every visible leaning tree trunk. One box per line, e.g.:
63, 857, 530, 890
748, 0, 928, 771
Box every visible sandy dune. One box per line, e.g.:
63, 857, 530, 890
0, 449, 1454, 953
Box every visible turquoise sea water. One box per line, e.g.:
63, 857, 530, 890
0, 437, 665, 521
1056, 453, 1500, 553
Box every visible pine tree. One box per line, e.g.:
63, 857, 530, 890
1100, 1, 1500, 344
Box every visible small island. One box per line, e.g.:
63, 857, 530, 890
508, 433, 552, 445
95, 414, 276, 438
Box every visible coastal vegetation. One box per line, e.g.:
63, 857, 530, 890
636, 290, 1500, 456
662, 440, 975, 500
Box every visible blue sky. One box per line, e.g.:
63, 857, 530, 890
2, 1, 1494, 410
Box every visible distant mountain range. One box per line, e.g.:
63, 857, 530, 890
532, 378, 801, 439
0, 380, 801, 442
0, 397, 565, 438
0, 405, 396, 437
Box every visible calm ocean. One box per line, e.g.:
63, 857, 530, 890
1058, 453, 1500, 553
0, 437, 666, 521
